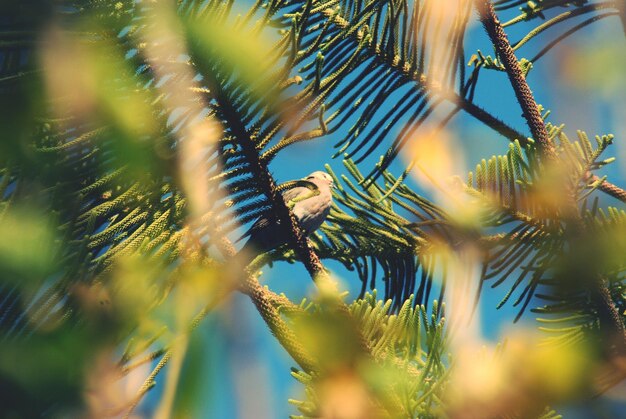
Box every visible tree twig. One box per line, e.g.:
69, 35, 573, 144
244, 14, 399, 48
590, 174, 626, 204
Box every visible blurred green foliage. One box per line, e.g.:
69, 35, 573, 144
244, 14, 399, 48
1, 0, 626, 418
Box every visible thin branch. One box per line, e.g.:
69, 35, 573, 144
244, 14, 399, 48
438, 89, 528, 144
204, 60, 401, 402
472, 4, 622, 204
511, 2, 615, 51
122, 352, 172, 418
211, 74, 381, 359
530, 12, 619, 63
590, 174, 626, 204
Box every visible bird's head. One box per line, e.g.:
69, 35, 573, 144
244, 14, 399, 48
305, 171, 335, 188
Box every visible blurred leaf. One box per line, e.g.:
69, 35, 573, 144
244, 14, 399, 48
0, 206, 59, 285
184, 14, 275, 102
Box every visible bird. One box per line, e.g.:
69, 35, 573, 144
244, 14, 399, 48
235, 170, 335, 264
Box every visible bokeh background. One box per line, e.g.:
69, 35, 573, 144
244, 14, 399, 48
1, 0, 626, 417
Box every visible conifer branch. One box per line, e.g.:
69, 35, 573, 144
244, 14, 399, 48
325, 9, 528, 144
474, 0, 556, 159
470, 3, 624, 203
208, 219, 318, 371
210, 74, 327, 279
475, 0, 626, 353
122, 220, 317, 417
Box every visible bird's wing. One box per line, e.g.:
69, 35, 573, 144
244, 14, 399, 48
292, 178, 332, 232
234, 184, 317, 243
234, 216, 273, 243
282, 186, 311, 204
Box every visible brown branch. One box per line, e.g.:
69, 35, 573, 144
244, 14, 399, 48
474, 0, 557, 159
212, 224, 318, 371
590, 174, 626, 204
474, 0, 626, 354
446, 90, 529, 145
472, 1, 624, 202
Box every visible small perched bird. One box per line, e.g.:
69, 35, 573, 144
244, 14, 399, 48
236, 171, 334, 263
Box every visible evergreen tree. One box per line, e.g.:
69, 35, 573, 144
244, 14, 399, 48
1, 0, 625, 416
